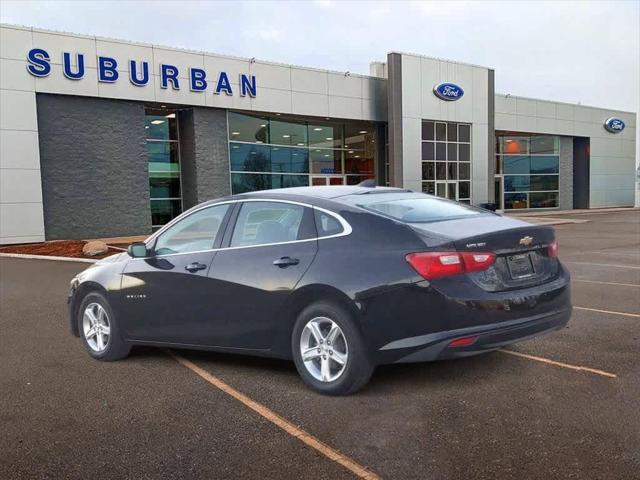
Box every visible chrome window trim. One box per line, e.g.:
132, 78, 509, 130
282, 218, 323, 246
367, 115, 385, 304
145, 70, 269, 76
133, 198, 352, 260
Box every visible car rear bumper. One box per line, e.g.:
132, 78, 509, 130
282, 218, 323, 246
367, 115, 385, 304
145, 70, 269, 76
378, 306, 571, 363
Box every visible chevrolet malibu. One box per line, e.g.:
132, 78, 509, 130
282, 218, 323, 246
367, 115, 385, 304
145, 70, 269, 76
68, 186, 571, 395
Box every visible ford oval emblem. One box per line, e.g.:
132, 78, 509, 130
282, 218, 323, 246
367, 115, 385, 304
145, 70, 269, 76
604, 117, 625, 133
433, 82, 464, 101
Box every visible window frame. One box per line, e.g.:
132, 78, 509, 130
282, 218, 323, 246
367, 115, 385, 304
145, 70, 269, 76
150, 203, 233, 256
138, 199, 352, 258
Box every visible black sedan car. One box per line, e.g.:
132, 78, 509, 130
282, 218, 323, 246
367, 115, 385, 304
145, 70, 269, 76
69, 186, 571, 395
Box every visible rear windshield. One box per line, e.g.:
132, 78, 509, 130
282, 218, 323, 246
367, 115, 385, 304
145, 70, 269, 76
341, 192, 488, 223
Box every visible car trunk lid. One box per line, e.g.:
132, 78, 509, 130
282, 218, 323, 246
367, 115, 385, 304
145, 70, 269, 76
409, 215, 559, 291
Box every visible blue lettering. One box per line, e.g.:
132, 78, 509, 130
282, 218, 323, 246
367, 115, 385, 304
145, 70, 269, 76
215, 71, 233, 95
62, 52, 85, 80
26, 48, 51, 77
190, 68, 207, 91
129, 60, 149, 86
160, 64, 180, 90
98, 56, 119, 82
239, 74, 257, 97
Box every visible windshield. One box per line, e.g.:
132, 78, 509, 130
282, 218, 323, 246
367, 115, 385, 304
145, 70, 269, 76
341, 192, 488, 223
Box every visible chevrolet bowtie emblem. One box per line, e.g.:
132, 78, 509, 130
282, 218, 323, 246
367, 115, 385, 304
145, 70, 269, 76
519, 236, 533, 246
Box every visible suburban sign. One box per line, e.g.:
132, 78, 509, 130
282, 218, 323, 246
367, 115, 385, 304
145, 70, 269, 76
25, 48, 257, 97
433, 82, 464, 101
604, 117, 625, 134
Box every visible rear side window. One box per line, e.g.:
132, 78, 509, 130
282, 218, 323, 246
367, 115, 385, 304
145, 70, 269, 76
314, 210, 344, 237
343, 192, 485, 223
231, 201, 313, 247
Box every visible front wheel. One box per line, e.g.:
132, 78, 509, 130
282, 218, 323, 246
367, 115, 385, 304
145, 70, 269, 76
292, 301, 374, 395
77, 292, 130, 361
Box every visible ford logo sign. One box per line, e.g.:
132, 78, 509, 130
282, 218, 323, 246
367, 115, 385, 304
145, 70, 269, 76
604, 117, 625, 133
433, 83, 464, 101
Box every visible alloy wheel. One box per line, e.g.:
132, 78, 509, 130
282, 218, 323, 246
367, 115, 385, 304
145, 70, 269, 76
300, 316, 348, 382
82, 302, 111, 353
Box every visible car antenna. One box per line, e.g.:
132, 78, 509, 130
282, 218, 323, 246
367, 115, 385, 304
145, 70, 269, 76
357, 179, 377, 188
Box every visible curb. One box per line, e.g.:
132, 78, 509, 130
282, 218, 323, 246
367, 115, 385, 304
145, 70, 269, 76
0, 253, 98, 263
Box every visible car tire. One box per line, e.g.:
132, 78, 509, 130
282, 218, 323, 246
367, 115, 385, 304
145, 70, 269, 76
77, 292, 130, 361
292, 301, 374, 395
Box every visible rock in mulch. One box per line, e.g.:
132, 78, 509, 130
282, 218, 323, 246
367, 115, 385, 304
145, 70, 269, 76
82, 240, 109, 256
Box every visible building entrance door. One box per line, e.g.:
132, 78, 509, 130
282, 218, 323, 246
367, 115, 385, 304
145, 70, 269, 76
310, 175, 346, 186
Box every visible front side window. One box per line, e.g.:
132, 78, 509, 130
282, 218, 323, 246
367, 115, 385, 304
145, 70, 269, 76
231, 202, 309, 247
153, 204, 230, 255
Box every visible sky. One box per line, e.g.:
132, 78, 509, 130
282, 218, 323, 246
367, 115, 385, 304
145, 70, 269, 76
1, 0, 638, 113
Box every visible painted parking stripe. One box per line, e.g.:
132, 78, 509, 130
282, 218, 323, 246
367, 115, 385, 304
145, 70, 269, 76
573, 279, 640, 288
499, 349, 617, 378
574, 306, 640, 318
168, 351, 381, 480
566, 261, 640, 269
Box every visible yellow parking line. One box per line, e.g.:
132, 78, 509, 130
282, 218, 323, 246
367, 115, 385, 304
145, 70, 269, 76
499, 349, 617, 378
573, 279, 640, 288
168, 350, 381, 480
574, 306, 640, 318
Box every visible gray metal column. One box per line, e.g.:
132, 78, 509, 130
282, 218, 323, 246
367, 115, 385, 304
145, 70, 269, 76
386, 53, 403, 188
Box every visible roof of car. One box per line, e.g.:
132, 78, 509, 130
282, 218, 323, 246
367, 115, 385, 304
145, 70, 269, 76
239, 185, 409, 200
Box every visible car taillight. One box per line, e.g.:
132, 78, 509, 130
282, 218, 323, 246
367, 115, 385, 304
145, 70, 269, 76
405, 251, 496, 280
548, 239, 559, 258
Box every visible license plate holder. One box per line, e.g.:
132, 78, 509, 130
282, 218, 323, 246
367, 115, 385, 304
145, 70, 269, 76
507, 253, 535, 279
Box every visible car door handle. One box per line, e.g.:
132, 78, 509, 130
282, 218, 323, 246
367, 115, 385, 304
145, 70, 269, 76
273, 256, 300, 268
185, 262, 207, 273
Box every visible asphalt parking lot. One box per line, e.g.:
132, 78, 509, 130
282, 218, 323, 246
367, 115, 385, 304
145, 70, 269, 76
1, 210, 639, 479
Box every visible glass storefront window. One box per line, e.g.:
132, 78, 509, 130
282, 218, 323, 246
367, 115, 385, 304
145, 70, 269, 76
530, 192, 559, 208
146, 109, 182, 230
422, 142, 435, 161
459, 163, 470, 180
421, 120, 471, 201
504, 193, 528, 209
458, 143, 470, 162
458, 124, 471, 143
310, 123, 343, 149
530, 155, 559, 173
228, 112, 269, 144
500, 136, 529, 154
345, 151, 374, 175
310, 148, 342, 174
496, 134, 560, 209
228, 112, 378, 193
503, 155, 530, 175
231, 173, 309, 194
272, 147, 309, 173
270, 119, 308, 146
150, 199, 182, 227
145, 113, 178, 141
422, 122, 435, 141
530, 135, 559, 154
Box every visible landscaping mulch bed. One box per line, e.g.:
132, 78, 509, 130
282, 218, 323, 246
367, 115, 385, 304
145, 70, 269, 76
0, 240, 130, 259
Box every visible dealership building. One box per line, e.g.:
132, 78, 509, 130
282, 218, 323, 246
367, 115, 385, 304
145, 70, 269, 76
0, 23, 637, 244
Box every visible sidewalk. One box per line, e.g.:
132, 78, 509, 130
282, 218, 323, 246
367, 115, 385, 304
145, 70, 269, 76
507, 206, 638, 217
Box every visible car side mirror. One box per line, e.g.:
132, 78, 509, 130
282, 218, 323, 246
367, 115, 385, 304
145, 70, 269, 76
127, 242, 149, 258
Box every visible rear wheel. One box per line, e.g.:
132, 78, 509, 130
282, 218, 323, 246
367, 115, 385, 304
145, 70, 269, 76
292, 301, 373, 395
77, 292, 130, 361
